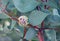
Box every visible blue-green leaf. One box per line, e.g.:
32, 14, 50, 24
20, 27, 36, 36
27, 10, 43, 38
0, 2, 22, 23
13, 0, 40, 13
2, 0, 9, 6
45, 15, 60, 27
7, 0, 15, 10
17, 25, 24, 37
0, 13, 10, 19
25, 28, 37, 40
45, 30, 57, 41
29, 10, 48, 26
0, 36, 12, 41
10, 20, 16, 30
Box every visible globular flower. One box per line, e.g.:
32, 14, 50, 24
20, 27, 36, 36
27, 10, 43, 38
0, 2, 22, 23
18, 16, 29, 27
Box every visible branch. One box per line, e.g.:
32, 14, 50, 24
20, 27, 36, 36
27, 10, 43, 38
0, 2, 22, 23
38, 32, 44, 41
1, 2, 18, 22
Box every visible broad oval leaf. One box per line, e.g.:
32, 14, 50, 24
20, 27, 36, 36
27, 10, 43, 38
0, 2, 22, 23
45, 30, 57, 41
29, 10, 48, 26
7, 0, 15, 10
1, 0, 15, 10
13, 0, 40, 13
0, 36, 12, 41
25, 28, 37, 40
7, 29, 21, 41
17, 25, 24, 37
45, 15, 60, 27
10, 20, 16, 30
0, 13, 10, 19
1, 0, 9, 6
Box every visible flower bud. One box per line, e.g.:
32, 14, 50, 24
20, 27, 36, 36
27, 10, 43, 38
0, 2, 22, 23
5, 21, 10, 26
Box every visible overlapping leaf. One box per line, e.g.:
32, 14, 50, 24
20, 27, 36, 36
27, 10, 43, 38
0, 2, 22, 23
44, 9, 60, 27
29, 10, 49, 26
45, 30, 57, 41
0, 13, 10, 19
10, 20, 16, 30
25, 28, 37, 40
0, 36, 12, 41
13, 0, 40, 13
7, 0, 15, 10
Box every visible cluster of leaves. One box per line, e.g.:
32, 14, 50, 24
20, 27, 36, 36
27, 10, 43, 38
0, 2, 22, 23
0, 0, 60, 41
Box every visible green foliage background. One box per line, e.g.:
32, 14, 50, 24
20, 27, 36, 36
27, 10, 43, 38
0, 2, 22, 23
0, 0, 60, 41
